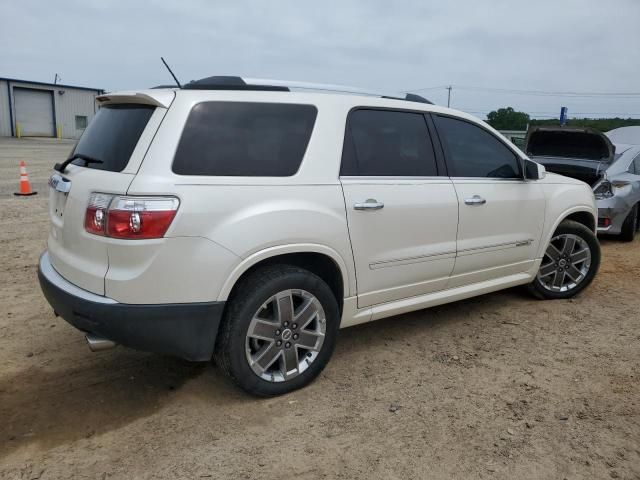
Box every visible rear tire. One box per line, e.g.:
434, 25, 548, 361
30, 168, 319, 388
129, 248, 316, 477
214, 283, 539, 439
619, 204, 638, 242
214, 264, 340, 396
527, 220, 600, 300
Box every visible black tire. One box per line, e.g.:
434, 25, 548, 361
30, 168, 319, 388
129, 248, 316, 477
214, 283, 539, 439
214, 264, 340, 396
527, 220, 600, 300
619, 204, 638, 242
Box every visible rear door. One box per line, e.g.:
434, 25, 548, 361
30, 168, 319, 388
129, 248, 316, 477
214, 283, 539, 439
48, 100, 168, 294
432, 114, 546, 288
340, 109, 458, 308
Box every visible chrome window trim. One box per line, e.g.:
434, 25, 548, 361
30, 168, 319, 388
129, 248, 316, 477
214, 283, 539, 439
449, 176, 526, 182
339, 175, 449, 182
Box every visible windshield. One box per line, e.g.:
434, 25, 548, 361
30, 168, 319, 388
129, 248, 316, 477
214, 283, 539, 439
71, 104, 155, 172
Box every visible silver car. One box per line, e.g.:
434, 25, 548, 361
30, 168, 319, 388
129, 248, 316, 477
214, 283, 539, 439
525, 126, 640, 241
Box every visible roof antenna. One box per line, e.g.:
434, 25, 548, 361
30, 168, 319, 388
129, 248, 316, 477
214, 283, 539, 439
161, 57, 182, 88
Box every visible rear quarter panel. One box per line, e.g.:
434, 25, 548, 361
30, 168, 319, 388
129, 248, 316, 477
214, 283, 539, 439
118, 91, 356, 303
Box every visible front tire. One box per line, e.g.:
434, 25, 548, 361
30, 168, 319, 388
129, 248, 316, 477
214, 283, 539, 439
528, 220, 600, 300
619, 204, 638, 242
214, 264, 340, 396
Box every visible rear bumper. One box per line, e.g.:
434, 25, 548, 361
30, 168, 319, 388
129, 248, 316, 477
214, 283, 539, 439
37, 251, 224, 361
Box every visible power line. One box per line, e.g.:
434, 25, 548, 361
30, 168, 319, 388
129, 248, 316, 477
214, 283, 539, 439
462, 110, 640, 116
403, 85, 449, 91
404, 84, 640, 98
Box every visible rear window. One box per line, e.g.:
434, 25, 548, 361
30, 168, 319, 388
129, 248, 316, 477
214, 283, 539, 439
172, 102, 317, 176
71, 104, 155, 172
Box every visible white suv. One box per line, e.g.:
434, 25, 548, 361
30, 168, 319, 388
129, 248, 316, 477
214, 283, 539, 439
38, 77, 601, 396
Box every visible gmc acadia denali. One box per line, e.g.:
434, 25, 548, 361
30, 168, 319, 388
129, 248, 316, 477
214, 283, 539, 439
38, 77, 601, 395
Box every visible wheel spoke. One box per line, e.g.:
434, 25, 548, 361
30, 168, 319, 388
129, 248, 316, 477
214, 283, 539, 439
546, 244, 562, 262
552, 270, 565, 289
562, 236, 577, 256
282, 346, 299, 375
254, 342, 281, 371
538, 262, 556, 278
294, 298, 319, 329
570, 248, 589, 264
564, 265, 582, 282
275, 292, 294, 325
296, 330, 323, 350
248, 319, 278, 340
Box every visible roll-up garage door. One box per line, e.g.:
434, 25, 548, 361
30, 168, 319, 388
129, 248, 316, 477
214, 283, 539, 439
14, 88, 55, 137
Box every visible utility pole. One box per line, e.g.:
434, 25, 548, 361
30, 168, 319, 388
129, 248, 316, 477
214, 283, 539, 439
446, 85, 452, 107
54, 73, 59, 85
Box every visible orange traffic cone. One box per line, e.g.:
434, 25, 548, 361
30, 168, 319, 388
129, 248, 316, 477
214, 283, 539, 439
14, 160, 37, 196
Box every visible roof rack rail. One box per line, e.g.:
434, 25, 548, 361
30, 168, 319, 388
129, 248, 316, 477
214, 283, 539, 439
174, 76, 433, 104
183, 76, 289, 91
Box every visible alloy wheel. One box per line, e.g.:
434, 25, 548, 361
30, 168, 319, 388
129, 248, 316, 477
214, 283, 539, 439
245, 289, 326, 382
537, 234, 592, 293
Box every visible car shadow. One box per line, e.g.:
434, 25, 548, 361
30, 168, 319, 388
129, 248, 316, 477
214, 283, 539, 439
0, 350, 212, 457
0, 287, 531, 458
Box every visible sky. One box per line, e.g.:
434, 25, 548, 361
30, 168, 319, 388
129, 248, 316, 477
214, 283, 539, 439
2, 0, 640, 119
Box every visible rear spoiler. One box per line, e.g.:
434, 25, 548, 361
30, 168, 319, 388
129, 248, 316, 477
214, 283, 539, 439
96, 90, 175, 109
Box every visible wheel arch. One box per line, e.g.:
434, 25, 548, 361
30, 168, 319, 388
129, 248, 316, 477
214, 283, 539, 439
218, 244, 353, 309
563, 210, 596, 232
537, 206, 597, 258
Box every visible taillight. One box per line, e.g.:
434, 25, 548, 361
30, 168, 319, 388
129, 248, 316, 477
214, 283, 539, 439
107, 197, 179, 239
84, 193, 113, 236
84, 194, 179, 240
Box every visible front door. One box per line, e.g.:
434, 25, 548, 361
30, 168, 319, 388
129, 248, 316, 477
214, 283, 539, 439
432, 114, 545, 288
340, 109, 459, 308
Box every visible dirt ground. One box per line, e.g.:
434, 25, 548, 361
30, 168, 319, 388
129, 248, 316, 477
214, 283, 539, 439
0, 137, 638, 480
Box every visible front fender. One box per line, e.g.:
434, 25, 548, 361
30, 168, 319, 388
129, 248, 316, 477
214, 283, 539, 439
537, 183, 597, 258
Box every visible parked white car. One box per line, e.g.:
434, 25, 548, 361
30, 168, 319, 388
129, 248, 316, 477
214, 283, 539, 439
38, 77, 601, 395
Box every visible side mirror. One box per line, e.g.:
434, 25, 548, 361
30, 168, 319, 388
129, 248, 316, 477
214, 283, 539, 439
524, 159, 546, 180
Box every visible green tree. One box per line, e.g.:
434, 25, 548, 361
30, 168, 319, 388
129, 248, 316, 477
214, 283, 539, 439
486, 107, 530, 130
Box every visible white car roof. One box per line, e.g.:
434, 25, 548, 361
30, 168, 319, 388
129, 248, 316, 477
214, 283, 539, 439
606, 126, 640, 145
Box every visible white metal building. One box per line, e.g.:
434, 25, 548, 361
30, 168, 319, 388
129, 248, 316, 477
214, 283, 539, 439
0, 77, 103, 140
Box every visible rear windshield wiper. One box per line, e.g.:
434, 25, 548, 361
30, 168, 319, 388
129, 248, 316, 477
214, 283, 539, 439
54, 153, 104, 173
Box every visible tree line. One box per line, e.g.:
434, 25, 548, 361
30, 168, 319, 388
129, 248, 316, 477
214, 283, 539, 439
485, 107, 640, 132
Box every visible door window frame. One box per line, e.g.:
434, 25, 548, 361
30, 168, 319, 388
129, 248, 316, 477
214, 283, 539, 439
339, 106, 449, 179
429, 112, 526, 181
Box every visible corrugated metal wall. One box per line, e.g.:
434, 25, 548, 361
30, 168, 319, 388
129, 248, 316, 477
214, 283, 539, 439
0, 79, 101, 139
0, 80, 12, 137
54, 87, 99, 139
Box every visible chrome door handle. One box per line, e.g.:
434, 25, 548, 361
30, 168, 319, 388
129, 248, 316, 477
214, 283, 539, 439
354, 199, 384, 210
464, 195, 486, 206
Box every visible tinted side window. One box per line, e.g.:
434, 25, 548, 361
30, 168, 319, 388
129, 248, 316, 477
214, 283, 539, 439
631, 155, 640, 174
341, 109, 437, 176
71, 104, 155, 172
173, 102, 317, 176
434, 115, 522, 178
